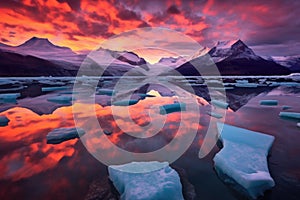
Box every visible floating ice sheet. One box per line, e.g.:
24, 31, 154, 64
47, 96, 72, 104
0, 116, 10, 126
279, 112, 300, 120
108, 161, 184, 200
211, 100, 229, 109
259, 100, 278, 106
206, 111, 223, 119
112, 99, 139, 106
46, 127, 85, 144
213, 123, 275, 199
42, 86, 70, 92
0, 93, 20, 104
159, 103, 186, 115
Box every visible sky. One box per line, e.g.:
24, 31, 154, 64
0, 0, 299, 62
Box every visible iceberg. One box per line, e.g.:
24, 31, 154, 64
0, 116, 10, 126
0, 93, 20, 103
213, 123, 275, 199
259, 100, 278, 106
279, 112, 300, 120
108, 161, 184, 200
46, 127, 85, 144
112, 99, 139, 106
47, 96, 72, 104
211, 100, 229, 109
159, 103, 186, 115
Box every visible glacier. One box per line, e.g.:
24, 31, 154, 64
213, 123, 275, 199
108, 161, 184, 200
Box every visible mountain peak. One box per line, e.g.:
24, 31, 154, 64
209, 39, 258, 62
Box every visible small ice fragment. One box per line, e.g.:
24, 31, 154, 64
297, 123, 300, 128
42, 86, 70, 92
159, 103, 186, 115
97, 89, 115, 96
46, 127, 85, 144
108, 161, 184, 200
0, 116, 10, 126
282, 105, 292, 110
279, 112, 300, 119
259, 100, 278, 106
213, 123, 275, 199
103, 130, 112, 135
211, 100, 229, 109
47, 96, 72, 104
112, 99, 139, 106
206, 111, 223, 119
0, 93, 20, 103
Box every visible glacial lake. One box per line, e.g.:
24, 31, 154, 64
0, 76, 299, 200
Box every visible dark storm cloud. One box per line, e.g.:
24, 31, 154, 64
167, 5, 181, 15
116, 7, 141, 21
57, 0, 81, 11
1, 38, 10, 43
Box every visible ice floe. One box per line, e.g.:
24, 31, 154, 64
259, 100, 278, 106
112, 99, 139, 106
282, 105, 292, 110
279, 112, 300, 119
214, 123, 275, 199
159, 102, 186, 115
96, 89, 115, 96
46, 127, 85, 144
108, 161, 184, 200
211, 100, 229, 109
0, 116, 10, 126
206, 111, 223, 119
42, 86, 70, 92
0, 93, 20, 104
47, 96, 73, 104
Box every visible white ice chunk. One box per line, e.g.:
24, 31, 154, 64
0, 116, 10, 126
42, 86, 70, 92
108, 161, 184, 200
46, 127, 85, 144
0, 93, 20, 103
211, 100, 229, 109
206, 111, 223, 119
213, 123, 275, 199
259, 100, 278, 106
47, 96, 72, 104
297, 123, 300, 128
279, 112, 300, 119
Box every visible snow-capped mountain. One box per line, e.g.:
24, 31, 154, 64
269, 56, 300, 72
156, 56, 187, 67
208, 39, 261, 62
0, 37, 147, 76
175, 39, 290, 76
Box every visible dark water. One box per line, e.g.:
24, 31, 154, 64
0, 78, 300, 200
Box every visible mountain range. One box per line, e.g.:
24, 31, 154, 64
0, 37, 298, 76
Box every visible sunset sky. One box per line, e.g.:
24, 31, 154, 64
0, 0, 299, 59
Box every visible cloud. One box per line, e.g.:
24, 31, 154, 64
116, 7, 141, 21
57, 0, 81, 11
167, 5, 181, 15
